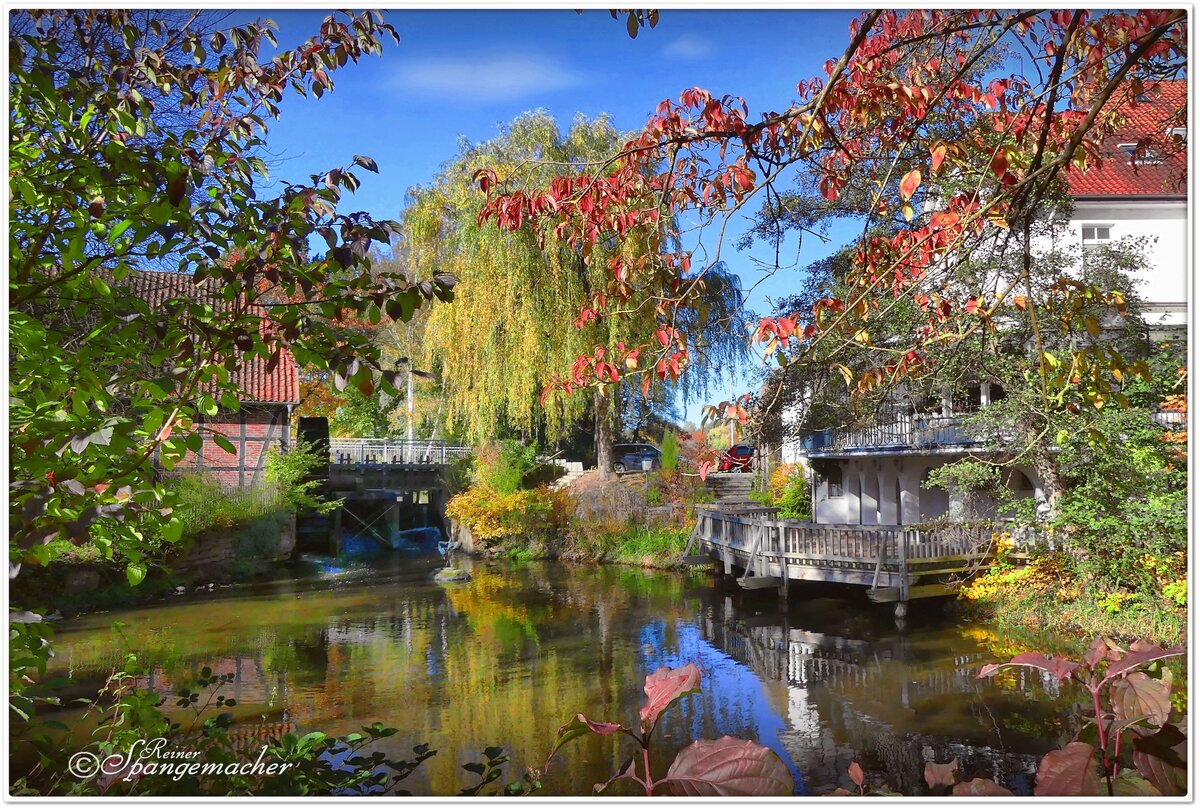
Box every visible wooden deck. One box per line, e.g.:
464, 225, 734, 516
684, 506, 1031, 608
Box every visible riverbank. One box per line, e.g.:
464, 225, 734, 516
492, 524, 691, 570
960, 586, 1186, 648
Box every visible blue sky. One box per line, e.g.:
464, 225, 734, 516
243, 8, 865, 424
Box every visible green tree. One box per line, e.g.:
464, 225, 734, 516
401, 111, 745, 472
9, 9, 446, 721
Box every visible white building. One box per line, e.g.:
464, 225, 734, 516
783, 81, 1187, 525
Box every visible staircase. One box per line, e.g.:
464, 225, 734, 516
550, 461, 587, 490
704, 472, 757, 506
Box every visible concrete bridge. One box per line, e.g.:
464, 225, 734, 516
300, 437, 472, 555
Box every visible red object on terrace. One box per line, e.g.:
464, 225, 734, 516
718, 444, 755, 473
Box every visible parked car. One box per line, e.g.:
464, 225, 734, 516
718, 443, 756, 473
612, 443, 661, 474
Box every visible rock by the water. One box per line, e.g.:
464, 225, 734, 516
433, 567, 471, 583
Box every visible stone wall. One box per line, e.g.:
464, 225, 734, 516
175, 512, 296, 577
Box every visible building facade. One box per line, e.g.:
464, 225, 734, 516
783, 82, 1187, 525
124, 270, 301, 487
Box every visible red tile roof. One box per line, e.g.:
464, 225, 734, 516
120, 270, 299, 405
1065, 80, 1187, 199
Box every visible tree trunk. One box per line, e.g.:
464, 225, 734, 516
1020, 417, 1065, 518
595, 387, 614, 480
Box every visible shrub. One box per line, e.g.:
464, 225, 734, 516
446, 484, 574, 546
441, 453, 476, 495
770, 464, 811, 520
475, 440, 541, 495
659, 430, 679, 474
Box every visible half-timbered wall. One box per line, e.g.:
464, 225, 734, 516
173, 405, 292, 487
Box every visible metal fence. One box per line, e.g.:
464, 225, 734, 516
802, 415, 982, 453
174, 479, 285, 535
328, 438, 472, 466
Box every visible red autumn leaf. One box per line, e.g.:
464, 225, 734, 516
899, 168, 921, 201
697, 459, 714, 481
640, 663, 702, 730
472, 167, 497, 193
1034, 743, 1102, 796
1103, 643, 1186, 682
978, 652, 1080, 683
990, 151, 1009, 179
848, 761, 864, 788
547, 713, 628, 763
1082, 636, 1123, 669
924, 759, 958, 788
661, 736, 793, 797
930, 143, 947, 172
1111, 672, 1171, 727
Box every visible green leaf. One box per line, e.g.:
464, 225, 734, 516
197, 394, 219, 417
126, 562, 147, 587
211, 432, 237, 455
161, 518, 183, 544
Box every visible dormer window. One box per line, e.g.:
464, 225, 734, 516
1167, 126, 1186, 144
1118, 142, 1164, 165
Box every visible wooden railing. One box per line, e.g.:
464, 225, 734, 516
328, 438, 471, 466
689, 507, 1043, 601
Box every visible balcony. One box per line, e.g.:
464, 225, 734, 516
801, 415, 984, 455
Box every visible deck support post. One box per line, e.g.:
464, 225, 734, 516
870, 532, 887, 592
331, 507, 342, 556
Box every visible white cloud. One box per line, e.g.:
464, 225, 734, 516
662, 34, 715, 61
392, 54, 584, 102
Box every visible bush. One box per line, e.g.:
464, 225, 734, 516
445, 484, 574, 546
475, 440, 541, 495
659, 430, 679, 474
441, 453, 475, 496
770, 464, 811, 520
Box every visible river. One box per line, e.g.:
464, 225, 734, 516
43, 552, 1086, 796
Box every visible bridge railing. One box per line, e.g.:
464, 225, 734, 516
328, 438, 472, 466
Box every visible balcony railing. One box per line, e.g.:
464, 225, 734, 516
801, 415, 982, 454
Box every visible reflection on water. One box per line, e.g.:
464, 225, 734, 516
41, 554, 1084, 795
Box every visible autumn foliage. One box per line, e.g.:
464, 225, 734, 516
475, 10, 1186, 422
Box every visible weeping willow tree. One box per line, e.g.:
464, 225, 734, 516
402, 111, 745, 471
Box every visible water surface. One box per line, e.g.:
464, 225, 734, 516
44, 553, 1084, 795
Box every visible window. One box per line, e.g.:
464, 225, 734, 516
1167, 127, 1187, 145
826, 466, 843, 498
952, 385, 982, 414
1117, 143, 1163, 165
1081, 224, 1112, 263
